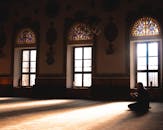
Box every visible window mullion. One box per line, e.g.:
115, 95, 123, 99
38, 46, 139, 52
146, 43, 149, 87
21, 50, 23, 87
82, 47, 84, 87
26, 50, 30, 87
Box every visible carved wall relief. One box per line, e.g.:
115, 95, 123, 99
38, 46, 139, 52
104, 17, 118, 54
46, 22, 57, 65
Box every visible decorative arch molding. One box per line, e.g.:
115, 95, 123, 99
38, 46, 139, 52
12, 18, 40, 87
126, 9, 163, 38
125, 10, 163, 77
46, 22, 57, 65
12, 17, 40, 47
131, 17, 161, 37
16, 28, 36, 45
64, 11, 101, 45
104, 17, 118, 54
64, 12, 101, 88
68, 22, 94, 42
126, 10, 163, 89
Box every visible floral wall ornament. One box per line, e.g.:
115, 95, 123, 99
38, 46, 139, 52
16, 28, 36, 44
13, 18, 40, 47
46, 46, 54, 65
13, 18, 40, 48
104, 17, 118, 54
46, 22, 57, 45
46, 22, 57, 65
64, 13, 101, 46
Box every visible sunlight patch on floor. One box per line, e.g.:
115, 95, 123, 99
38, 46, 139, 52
0, 99, 74, 112
1, 101, 130, 130
0, 97, 15, 101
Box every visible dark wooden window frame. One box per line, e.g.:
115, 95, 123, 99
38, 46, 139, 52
135, 41, 160, 88
73, 46, 92, 88
21, 49, 36, 88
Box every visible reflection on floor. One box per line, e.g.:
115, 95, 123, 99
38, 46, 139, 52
0, 97, 163, 130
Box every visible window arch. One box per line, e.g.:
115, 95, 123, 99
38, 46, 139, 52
13, 28, 37, 88
68, 23, 93, 41
16, 28, 36, 44
130, 17, 162, 88
66, 22, 93, 88
131, 17, 160, 37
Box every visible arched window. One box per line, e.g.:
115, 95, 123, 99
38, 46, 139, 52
13, 28, 37, 88
130, 17, 162, 88
66, 23, 93, 88
131, 17, 160, 37
68, 23, 93, 41
16, 28, 36, 44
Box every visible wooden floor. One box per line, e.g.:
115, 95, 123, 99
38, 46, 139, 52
0, 97, 163, 130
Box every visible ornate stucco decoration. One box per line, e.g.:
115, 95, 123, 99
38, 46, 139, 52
64, 11, 101, 45
46, 22, 57, 65
104, 17, 118, 54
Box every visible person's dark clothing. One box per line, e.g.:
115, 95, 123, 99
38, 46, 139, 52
128, 87, 150, 112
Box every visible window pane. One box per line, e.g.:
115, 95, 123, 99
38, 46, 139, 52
84, 47, 92, 59
74, 74, 82, 87
75, 48, 82, 59
84, 60, 92, 71
22, 74, 29, 86
137, 44, 146, 56
23, 51, 29, 61
136, 42, 159, 87
148, 57, 158, 70
148, 42, 158, 56
75, 60, 82, 72
30, 62, 36, 72
137, 72, 147, 86
30, 74, 36, 86
137, 57, 147, 70
148, 72, 158, 87
22, 62, 29, 72
31, 50, 36, 61
83, 74, 91, 87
